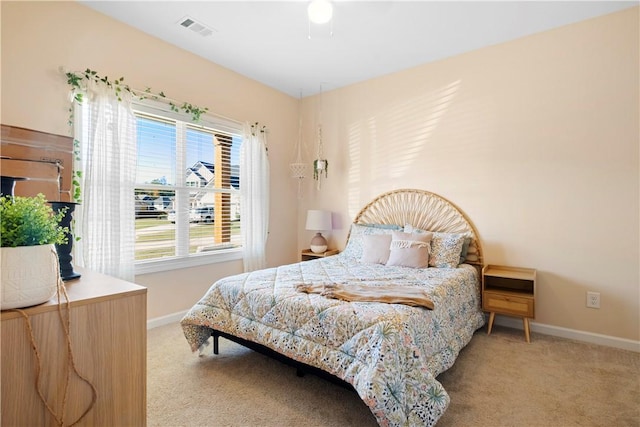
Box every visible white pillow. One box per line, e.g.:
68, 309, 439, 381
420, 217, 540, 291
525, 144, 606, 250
386, 230, 433, 268
360, 234, 392, 264
342, 223, 401, 259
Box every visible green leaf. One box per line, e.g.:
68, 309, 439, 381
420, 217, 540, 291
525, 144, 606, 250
0, 194, 68, 247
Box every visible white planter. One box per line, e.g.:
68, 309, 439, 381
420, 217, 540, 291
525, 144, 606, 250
1, 244, 59, 310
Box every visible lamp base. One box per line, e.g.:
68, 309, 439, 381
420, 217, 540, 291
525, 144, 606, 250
310, 232, 328, 254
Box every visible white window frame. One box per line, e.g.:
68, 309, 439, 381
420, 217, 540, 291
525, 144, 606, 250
132, 100, 244, 275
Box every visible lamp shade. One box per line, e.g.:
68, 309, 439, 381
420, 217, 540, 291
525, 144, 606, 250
305, 210, 332, 231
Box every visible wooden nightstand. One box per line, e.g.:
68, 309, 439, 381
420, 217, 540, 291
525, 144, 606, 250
301, 249, 339, 261
482, 264, 536, 343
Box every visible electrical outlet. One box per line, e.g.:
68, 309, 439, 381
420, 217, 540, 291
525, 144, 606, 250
587, 291, 600, 309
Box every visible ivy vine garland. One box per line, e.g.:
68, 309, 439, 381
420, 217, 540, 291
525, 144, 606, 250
65, 69, 209, 121
64, 68, 210, 203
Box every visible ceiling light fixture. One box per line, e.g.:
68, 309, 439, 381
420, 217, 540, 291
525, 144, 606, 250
307, 0, 333, 25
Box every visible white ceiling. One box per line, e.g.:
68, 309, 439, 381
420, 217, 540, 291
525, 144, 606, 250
81, 1, 636, 98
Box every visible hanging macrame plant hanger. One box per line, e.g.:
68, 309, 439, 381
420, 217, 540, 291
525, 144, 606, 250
313, 124, 328, 190
290, 98, 308, 198
313, 84, 328, 191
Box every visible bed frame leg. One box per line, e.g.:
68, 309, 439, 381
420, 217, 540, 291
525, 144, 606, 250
212, 332, 219, 355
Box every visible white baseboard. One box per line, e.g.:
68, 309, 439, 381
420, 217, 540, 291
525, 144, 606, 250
147, 310, 188, 329
493, 316, 640, 353
147, 310, 639, 353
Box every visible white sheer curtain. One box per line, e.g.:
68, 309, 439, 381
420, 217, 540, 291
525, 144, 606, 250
240, 123, 270, 272
74, 84, 137, 281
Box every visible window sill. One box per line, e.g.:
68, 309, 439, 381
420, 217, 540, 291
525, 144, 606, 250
135, 248, 243, 276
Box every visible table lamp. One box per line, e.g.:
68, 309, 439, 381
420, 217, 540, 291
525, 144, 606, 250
306, 209, 332, 253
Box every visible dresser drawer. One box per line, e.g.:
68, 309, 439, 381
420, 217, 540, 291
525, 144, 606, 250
483, 291, 534, 318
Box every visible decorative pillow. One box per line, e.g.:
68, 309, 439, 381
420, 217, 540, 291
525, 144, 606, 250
403, 224, 433, 235
464, 243, 479, 263
459, 236, 472, 264
366, 223, 403, 230
386, 230, 433, 268
361, 234, 392, 264
342, 223, 401, 259
429, 232, 466, 268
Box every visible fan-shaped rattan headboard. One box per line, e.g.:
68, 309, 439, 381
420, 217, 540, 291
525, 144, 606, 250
352, 189, 483, 267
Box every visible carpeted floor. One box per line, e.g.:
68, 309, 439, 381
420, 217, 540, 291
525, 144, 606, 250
147, 322, 640, 426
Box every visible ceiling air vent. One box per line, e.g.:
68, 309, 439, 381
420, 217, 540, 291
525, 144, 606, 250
178, 16, 215, 37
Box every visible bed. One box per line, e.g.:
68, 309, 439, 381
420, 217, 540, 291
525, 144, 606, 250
181, 189, 485, 426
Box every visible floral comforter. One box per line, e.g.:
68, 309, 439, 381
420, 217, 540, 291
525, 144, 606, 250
181, 254, 485, 426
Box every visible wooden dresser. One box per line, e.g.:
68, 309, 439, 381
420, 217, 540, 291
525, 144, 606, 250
1, 268, 147, 426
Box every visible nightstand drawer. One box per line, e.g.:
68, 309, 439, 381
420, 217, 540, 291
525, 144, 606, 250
483, 292, 534, 318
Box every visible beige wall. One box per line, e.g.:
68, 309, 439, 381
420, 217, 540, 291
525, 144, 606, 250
1, 1, 300, 319
298, 7, 639, 341
2, 2, 638, 342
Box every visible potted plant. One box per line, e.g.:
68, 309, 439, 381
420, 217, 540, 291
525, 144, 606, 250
0, 194, 68, 310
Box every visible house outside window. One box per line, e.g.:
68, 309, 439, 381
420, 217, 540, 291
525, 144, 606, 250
133, 102, 243, 274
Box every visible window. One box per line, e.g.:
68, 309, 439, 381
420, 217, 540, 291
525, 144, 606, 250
133, 103, 243, 272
